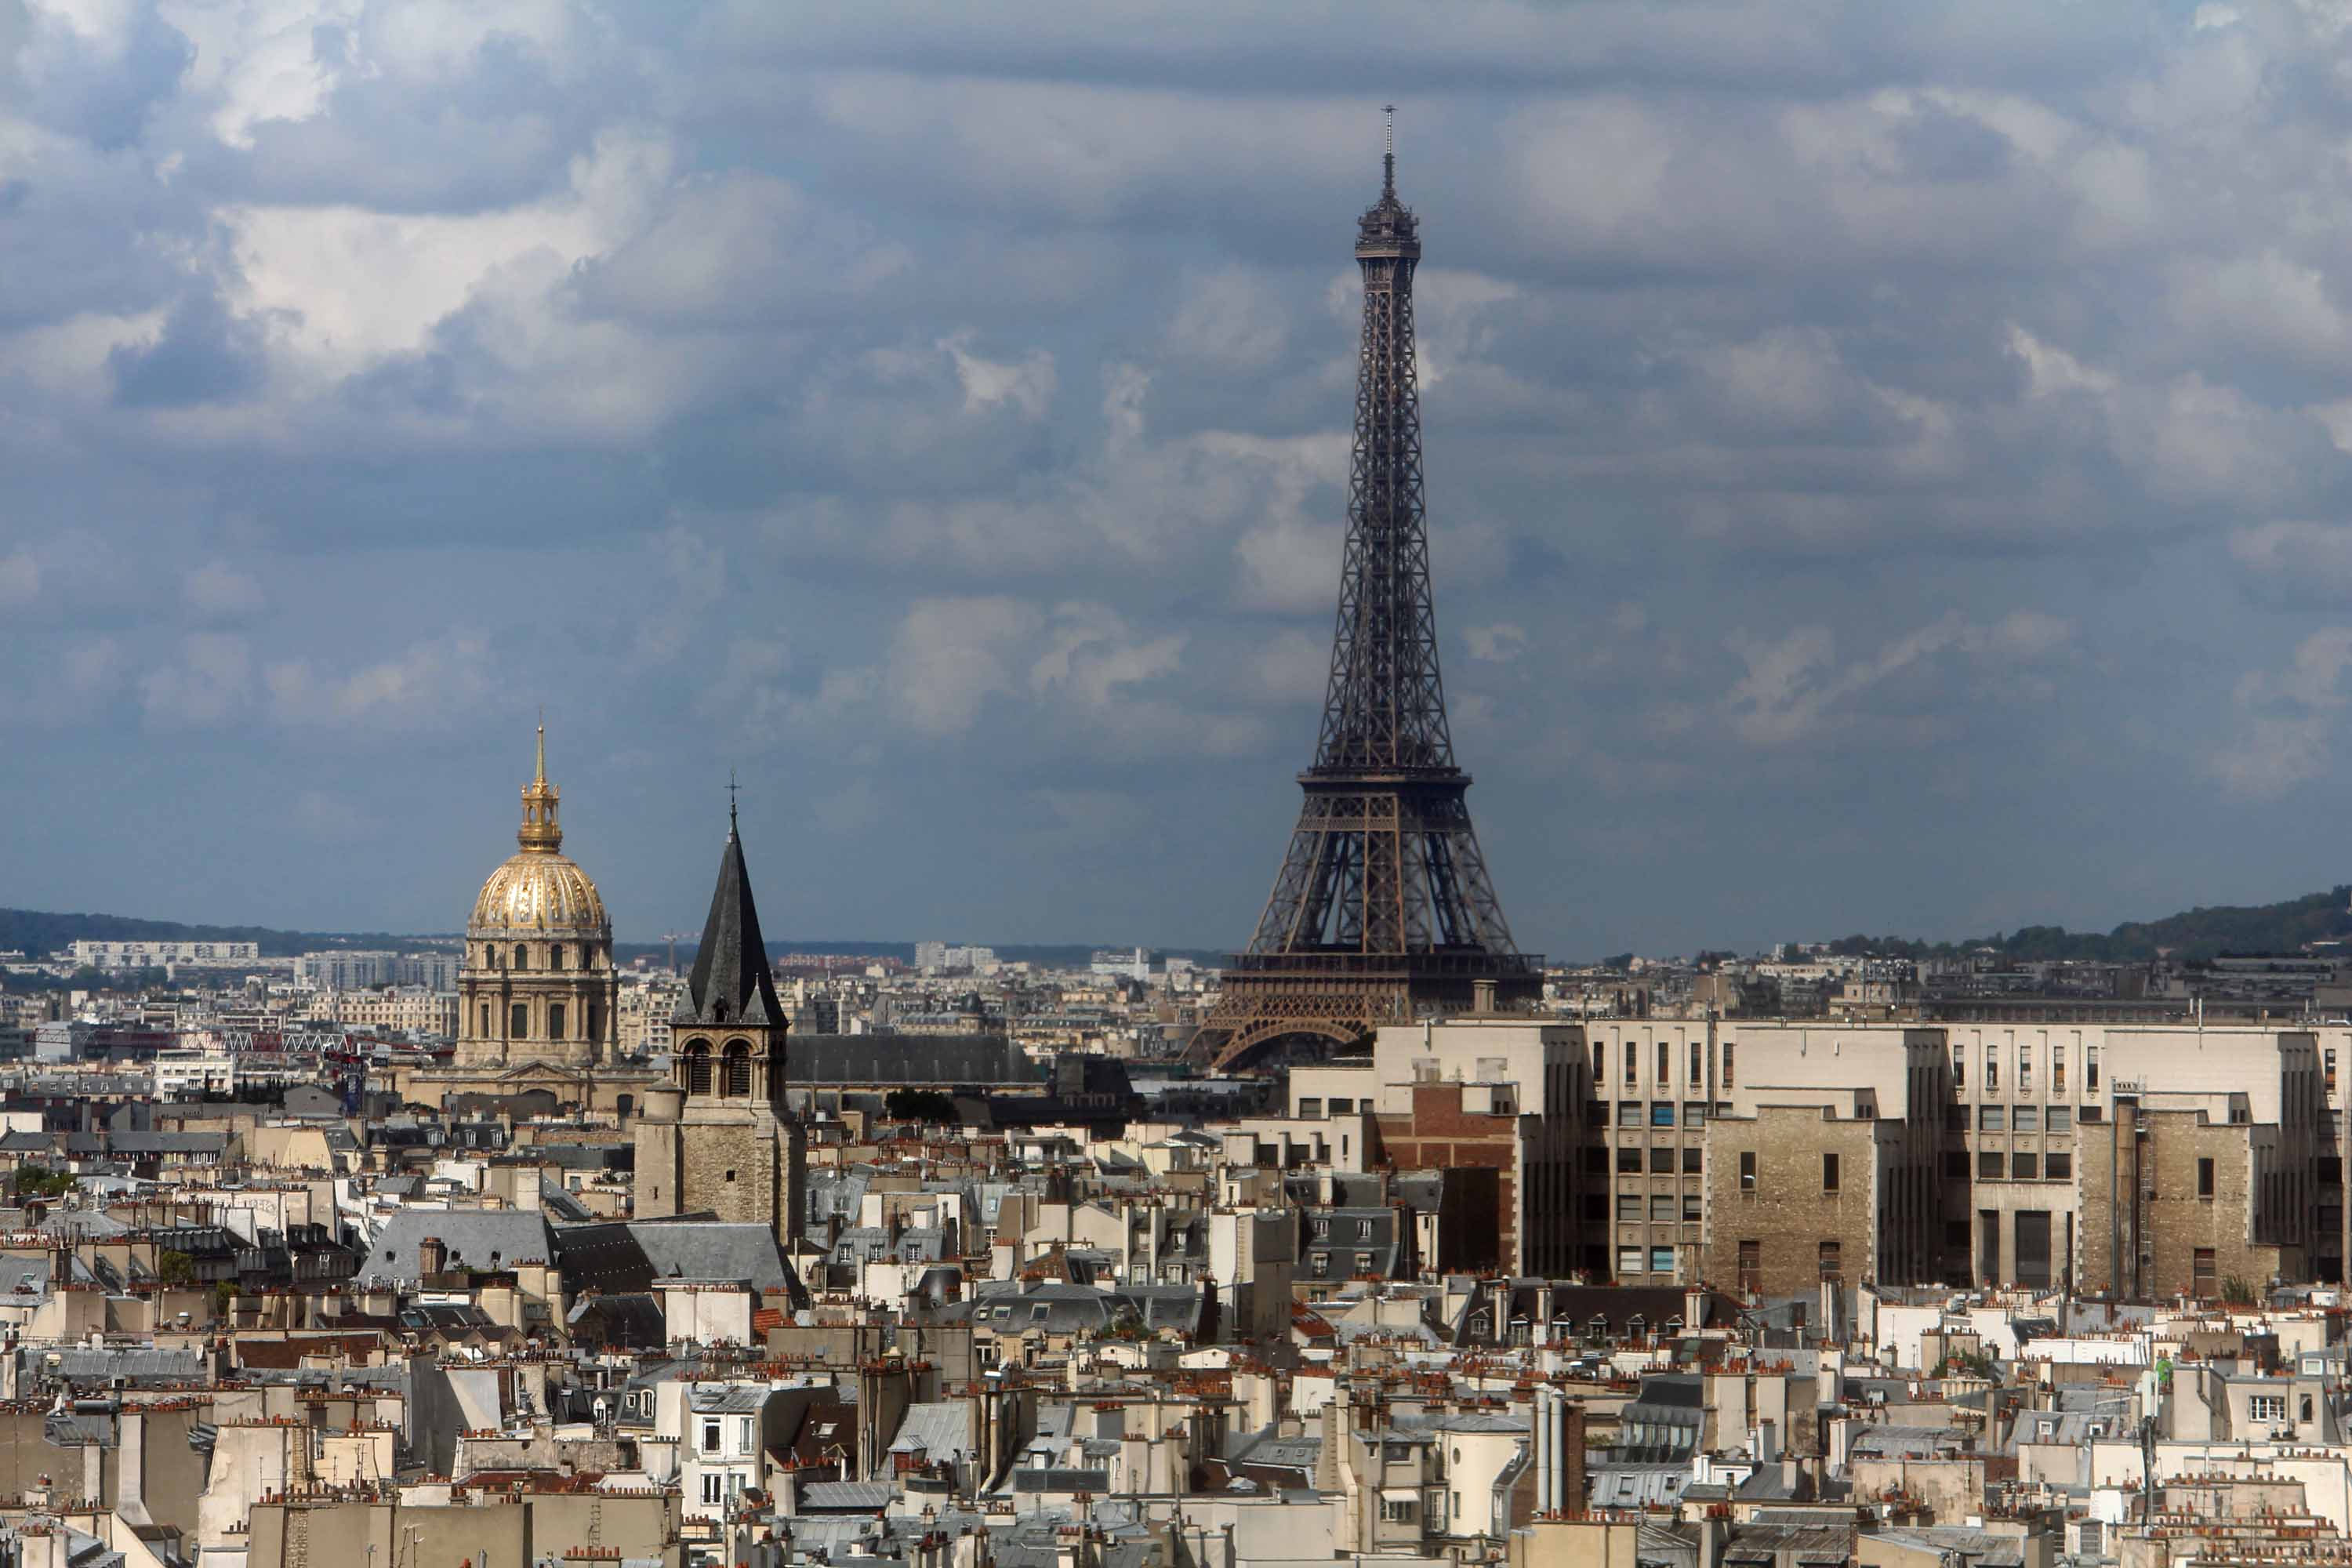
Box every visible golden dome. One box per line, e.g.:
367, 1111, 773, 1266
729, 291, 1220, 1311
467, 724, 612, 936
471, 851, 609, 935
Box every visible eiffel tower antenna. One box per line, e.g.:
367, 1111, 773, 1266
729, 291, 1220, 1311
1189, 122, 1539, 1074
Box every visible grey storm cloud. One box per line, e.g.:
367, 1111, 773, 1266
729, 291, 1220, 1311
6, 0, 2352, 955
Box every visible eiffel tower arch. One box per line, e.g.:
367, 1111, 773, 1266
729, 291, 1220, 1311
1191, 119, 1541, 1074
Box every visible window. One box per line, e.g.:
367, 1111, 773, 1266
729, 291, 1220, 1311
1740, 1151, 1757, 1192
2088, 1047, 2100, 1091
1682, 1147, 1703, 1174
2047, 1106, 2071, 1133
2250, 1394, 2287, 1425
702, 1472, 724, 1505
2013, 1152, 2038, 1181
1651, 1103, 1675, 1127
1650, 1147, 1675, 1174
2193, 1247, 2217, 1298
1617, 1246, 1643, 1276
686, 1044, 713, 1095
1617, 1193, 1642, 1221
1355, 1250, 1373, 1273
1311, 1252, 1330, 1277
1650, 1193, 1677, 1222
1683, 1192, 1702, 1221
1953, 1054, 1965, 1090
2053, 1057, 2066, 1093
2020, 1047, 2031, 1091
1980, 1151, 2005, 1178
510, 1002, 528, 1038
589, 1004, 603, 1041
1823, 1153, 1840, 1192
1617, 1102, 1642, 1127
514, 943, 528, 970
1944, 1150, 1969, 1179
1724, 1044, 1735, 1087
1980, 1105, 2005, 1132
1582, 1147, 1608, 1174
1690, 1041, 1703, 1083
739, 1418, 754, 1454
478, 1004, 490, 1036
1593, 1044, 1604, 1081
1355, 1219, 1374, 1241
2331, 1049, 2339, 1093
548, 1003, 566, 1040
1657, 1041, 1670, 1081
1818, 1240, 1842, 1283
2199, 1158, 2216, 1199
1381, 1496, 1415, 1523
550, 943, 565, 971
1617, 1148, 1642, 1174
1650, 1246, 1675, 1274
1684, 1102, 1708, 1128
1737, 1239, 1761, 1293
1299, 1098, 1323, 1118
702, 1421, 720, 1454
1987, 1051, 1998, 1091
1330, 1098, 1353, 1115
1624, 1050, 1635, 1085
2045, 1152, 2072, 1179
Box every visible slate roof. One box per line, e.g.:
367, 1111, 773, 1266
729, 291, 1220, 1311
677, 818, 785, 1029
789, 1034, 1041, 1087
358, 1210, 557, 1284
556, 1218, 793, 1294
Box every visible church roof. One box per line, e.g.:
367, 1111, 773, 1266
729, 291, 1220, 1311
678, 810, 784, 1029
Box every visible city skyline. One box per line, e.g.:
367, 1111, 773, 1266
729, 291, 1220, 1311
13, 4, 2352, 956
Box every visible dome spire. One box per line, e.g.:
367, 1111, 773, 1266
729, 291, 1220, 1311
518, 715, 563, 854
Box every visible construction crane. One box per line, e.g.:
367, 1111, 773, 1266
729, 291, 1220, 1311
660, 931, 695, 976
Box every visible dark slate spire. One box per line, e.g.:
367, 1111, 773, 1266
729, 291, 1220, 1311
681, 804, 784, 1028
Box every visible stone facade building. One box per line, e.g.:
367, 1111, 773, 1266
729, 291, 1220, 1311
634, 807, 807, 1250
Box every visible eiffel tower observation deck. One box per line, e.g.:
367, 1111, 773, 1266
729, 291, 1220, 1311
1190, 116, 1541, 1074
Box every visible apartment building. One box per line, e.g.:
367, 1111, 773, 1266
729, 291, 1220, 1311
1434, 1016, 2332, 1300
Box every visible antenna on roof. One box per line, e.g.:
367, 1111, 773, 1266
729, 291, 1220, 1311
1383, 105, 1396, 197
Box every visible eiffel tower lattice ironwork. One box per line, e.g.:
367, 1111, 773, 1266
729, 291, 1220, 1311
1190, 117, 1541, 1074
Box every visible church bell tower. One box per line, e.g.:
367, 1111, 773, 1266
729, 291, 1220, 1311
633, 798, 805, 1248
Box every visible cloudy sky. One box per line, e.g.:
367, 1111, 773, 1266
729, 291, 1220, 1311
9, 1, 2352, 956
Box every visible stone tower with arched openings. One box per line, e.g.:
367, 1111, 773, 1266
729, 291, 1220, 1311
633, 801, 804, 1247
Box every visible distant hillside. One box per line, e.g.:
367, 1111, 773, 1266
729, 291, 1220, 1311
0, 909, 445, 961
3, 910, 1225, 971
1820, 886, 2352, 964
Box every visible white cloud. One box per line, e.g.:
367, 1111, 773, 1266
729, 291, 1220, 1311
1028, 603, 1184, 707
140, 632, 253, 728
884, 597, 1040, 735
1726, 612, 2073, 746
266, 633, 491, 728
2212, 628, 2352, 799
291, 787, 379, 844
2005, 324, 2114, 397
1465, 622, 1528, 662
0, 552, 38, 607
183, 561, 264, 620
936, 331, 1056, 419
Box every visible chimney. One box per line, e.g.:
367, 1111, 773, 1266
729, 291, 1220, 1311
1472, 978, 1498, 1014
1559, 1402, 1587, 1513
418, 1236, 446, 1279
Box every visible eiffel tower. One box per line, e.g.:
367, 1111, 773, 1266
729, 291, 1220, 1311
1191, 115, 1541, 1074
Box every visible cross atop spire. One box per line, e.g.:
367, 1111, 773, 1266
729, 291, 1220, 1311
728, 769, 740, 834
535, 711, 546, 786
